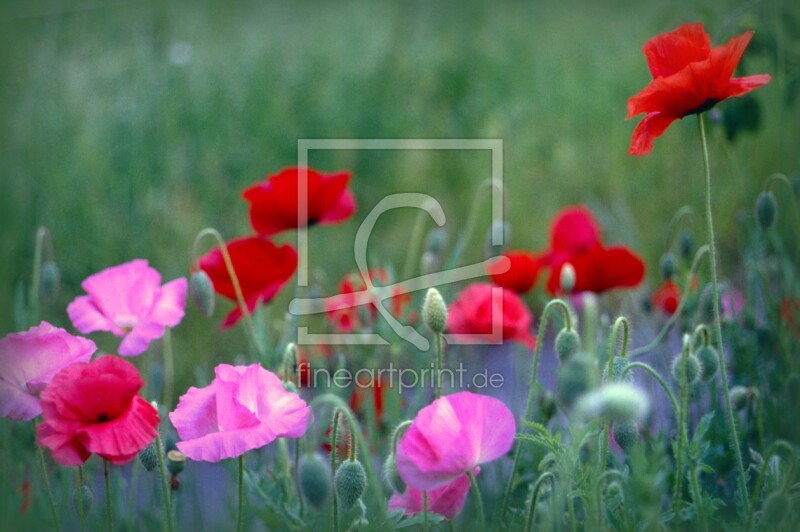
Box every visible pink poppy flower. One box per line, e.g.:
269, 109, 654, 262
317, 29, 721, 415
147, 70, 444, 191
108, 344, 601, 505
0, 322, 96, 421
36, 356, 159, 466
169, 364, 310, 462
446, 283, 536, 349
388, 468, 479, 519
396, 392, 515, 490
67, 259, 187, 356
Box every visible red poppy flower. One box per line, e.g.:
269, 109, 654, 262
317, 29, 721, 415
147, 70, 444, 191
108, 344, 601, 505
627, 22, 771, 156
652, 279, 681, 315
546, 245, 645, 295
447, 283, 536, 349
36, 356, 159, 466
486, 251, 542, 294
325, 269, 412, 332
242, 167, 356, 236
540, 206, 602, 270
780, 298, 800, 337
199, 236, 298, 329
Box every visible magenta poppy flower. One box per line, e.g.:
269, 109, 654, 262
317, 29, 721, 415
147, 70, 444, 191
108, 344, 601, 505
447, 283, 536, 349
67, 259, 187, 356
36, 356, 159, 466
169, 364, 310, 462
243, 167, 356, 237
198, 236, 298, 329
388, 467, 479, 519
396, 392, 515, 490
0, 322, 96, 421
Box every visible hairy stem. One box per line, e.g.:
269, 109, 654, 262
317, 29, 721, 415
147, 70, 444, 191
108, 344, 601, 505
33, 420, 61, 532
155, 433, 175, 532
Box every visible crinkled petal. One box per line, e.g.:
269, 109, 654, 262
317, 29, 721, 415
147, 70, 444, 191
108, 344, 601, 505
36, 421, 90, 466
148, 278, 188, 327
628, 112, 677, 156
82, 259, 159, 323
644, 22, 711, 78
175, 422, 278, 463
118, 321, 166, 356
725, 74, 772, 98
79, 397, 159, 464
0, 381, 42, 421
67, 296, 121, 335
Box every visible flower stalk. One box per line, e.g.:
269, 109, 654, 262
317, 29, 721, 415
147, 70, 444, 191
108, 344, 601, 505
33, 420, 61, 532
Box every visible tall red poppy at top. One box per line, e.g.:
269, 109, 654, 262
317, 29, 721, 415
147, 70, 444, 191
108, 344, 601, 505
627, 22, 771, 156
242, 167, 356, 236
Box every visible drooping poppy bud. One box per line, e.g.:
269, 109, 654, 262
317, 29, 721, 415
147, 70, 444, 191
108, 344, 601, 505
612, 421, 638, 453
189, 270, 216, 318
754, 191, 777, 231
602, 357, 633, 385
729, 386, 750, 411
383, 453, 405, 493
678, 231, 694, 261
659, 253, 676, 281
671, 353, 701, 384
695, 345, 719, 382
555, 328, 581, 363
72, 484, 93, 517
335, 459, 367, 510
298, 453, 332, 510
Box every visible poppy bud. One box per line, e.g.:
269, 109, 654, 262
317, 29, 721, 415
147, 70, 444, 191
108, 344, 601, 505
485, 220, 510, 259
560, 263, 576, 294
695, 345, 719, 382
72, 484, 93, 517
425, 227, 448, 257
576, 384, 650, 424
138, 442, 160, 472
555, 328, 581, 363
335, 459, 367, 510
606, 480, 623, 499
166, 450, 186, 475
612, 421, 639, 454
762, 491, 790, 528
602, 357, 633, 385
671, 353, 701, 385
678, 231, 693, 261
659, 253, 676, 280
729, 386, 750, 411
422, 288, 447, 334
298, 453, 332, 510
40, 260, 61, 303
754, 191, 777, 230
557, 353, 598, 408
383, 454, 405, 493
189, 270, 215, 318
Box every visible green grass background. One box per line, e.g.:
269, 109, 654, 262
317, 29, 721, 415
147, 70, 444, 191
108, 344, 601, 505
1, 0, 797, 382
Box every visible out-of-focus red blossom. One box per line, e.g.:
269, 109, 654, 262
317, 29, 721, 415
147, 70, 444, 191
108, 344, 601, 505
780, 298, 800, 337
326, 269, 413, 332
627, 22, 771, 156
538, 206, 645, 295
320, 425, 351, 459
19, 481, 31, 514
198, 236, 298, 329
242, 167, 356, 237
446, 283, 536, 349
653, 279, 681, 315
349, 375, 387, 424
486, 251, 542, 294
36, 356, 159, 466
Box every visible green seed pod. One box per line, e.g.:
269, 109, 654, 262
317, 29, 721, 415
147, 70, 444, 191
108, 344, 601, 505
612, 421, 639, 453
40, 260, 61, 303
422, 288, 447, 334
729, 386, 750, 412
189, 270, 216, 318
560, 263, 576, 294
555, 328, 581, 363
602, 357, 633, 385
557, 353, 598, 409
678, 231, 693, 261
755, 191, 777, 231
383, 454, 405, 493
138, 442, 159, 472
605, 480, 623, 499
659, 253, 676, 280
72, 484, 93, 517
335, 459, 367, 510
166, 450, 186, 475
762, 491, 790, 528
298, 453, 332, 510
671, 353, 701, 385
695, 345, 719, 382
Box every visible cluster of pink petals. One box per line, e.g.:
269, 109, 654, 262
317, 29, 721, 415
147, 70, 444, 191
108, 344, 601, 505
67, 259, 187, 356
36, 356, 159, 466
397, 392, 515, 492
0, 322, 96, 421
169, 364, 310, 462
389, 467, 479, 519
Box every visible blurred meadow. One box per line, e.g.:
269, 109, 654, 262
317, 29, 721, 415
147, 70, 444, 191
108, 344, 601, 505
1, 0, 798, 394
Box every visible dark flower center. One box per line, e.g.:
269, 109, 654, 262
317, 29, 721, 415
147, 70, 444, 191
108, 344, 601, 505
96, 413, 110, 423
307, 217, 319, 227
686, 98, 718, 116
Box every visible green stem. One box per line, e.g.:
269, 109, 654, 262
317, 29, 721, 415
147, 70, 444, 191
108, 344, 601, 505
237, 454, 245, 532
330, 410, 341, 532
744, 440, 797, 531
467, 470, 485, 532
600, 317, 630, 473
104, 460, 113, 532
690, 465, 709, 532
444, 179, 504, 272
525, 473, 554, 532
697, 114, 749, 511
621, 362, 680, 424
155, 433, 175, 532
294, 438, 304, 516
434, 332, 443, 399
423, 490, 429, 532
673, 337, 691, 514
499, 299, 571, 522
630, 245, 709, 358
162, 328, 174, 410
76, 467, 86, 532
664, 205, 695, 253
33, 420, 60, 532
192, 228, 264, 359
